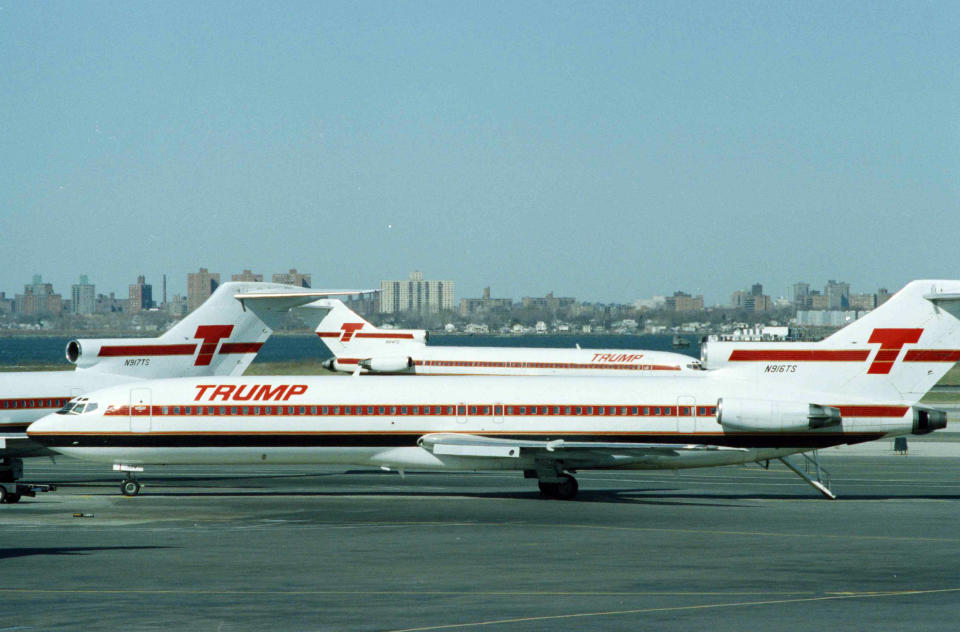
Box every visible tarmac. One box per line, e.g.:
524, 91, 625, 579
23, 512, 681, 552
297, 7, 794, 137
3, 454, 960, 632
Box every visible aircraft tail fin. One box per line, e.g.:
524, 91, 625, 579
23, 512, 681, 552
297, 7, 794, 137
703, 280, 960, 403
313, 299, 426, 368
68, 282, 322, 378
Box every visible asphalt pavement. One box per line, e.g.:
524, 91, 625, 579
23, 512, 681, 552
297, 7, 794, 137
2, 456, 959, 631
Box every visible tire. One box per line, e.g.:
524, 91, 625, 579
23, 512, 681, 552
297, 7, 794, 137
554, 475, 579, 500
121, 480, 141, 497
0, 486, 7, 504
538, 481, 559, 498
5, 493, 20, 504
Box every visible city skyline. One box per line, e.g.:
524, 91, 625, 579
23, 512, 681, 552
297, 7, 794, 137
0, 268, 898, 315
3, 4, 958, 304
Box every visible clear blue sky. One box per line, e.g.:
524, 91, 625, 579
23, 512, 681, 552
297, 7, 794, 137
2, 1, 958, 305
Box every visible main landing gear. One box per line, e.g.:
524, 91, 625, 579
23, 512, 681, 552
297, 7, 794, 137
528, 461, 580, 500
537, 474, 579, 500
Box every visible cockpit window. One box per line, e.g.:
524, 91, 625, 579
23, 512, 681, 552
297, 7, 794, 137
56, 397, 87, 415
83, 402, 98, 414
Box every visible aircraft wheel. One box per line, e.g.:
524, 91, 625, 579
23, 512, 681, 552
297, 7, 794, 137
554, 475, 579, 500
121, 480, 141, 497
538, 481, 559, 498
5, 493, 20, 504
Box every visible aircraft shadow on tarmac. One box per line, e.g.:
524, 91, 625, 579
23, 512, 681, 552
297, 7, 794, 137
0, 546, 169, 560
30, 470, 960, 505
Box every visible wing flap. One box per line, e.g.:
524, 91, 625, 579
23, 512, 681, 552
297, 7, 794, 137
418, 433, 745, 459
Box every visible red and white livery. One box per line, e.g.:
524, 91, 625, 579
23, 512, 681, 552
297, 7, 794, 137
313, 299, 701, 375
28, 280, 959, 500
0, 282, 365, 494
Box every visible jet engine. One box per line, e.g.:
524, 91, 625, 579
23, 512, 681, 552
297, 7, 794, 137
65, 339, 106, 369
911, 406, 948, 435
717, 397, 842, 432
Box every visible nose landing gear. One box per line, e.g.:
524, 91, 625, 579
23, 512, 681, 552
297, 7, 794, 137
120, 478, 141, 497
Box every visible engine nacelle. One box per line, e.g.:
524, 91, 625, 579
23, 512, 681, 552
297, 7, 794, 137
358, 357, 414, 373
911, 406, 948, 435
65, 339, 105, 369
717, 397, 842, 432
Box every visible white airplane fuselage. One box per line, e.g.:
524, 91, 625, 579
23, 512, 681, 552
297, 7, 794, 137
26, 372, 920, 471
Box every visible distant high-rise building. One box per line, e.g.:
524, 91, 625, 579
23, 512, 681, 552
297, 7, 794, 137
460, 286, 513, 316
825, 280, 850, 310
877, 287, 892, 306
232, 269, 264, 282
167, 294, 189, 318
71, 275, 96, 315
380, 271, 455, 314
731, 285, 770, 312
521, 292, 576, 311
15, 275, 63, 315
850, 293, 878, 310
187, 268, 221, 313
665, 291, 704, 312
272, 268, 310, 288
792, 282, 811, 308
128, 275, 154, 313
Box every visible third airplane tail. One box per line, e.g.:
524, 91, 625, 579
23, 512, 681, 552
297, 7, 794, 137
703, 280, 960, 404
313, 299, 426, 372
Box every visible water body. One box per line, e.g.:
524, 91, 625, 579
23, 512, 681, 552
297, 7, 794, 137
0, 334, 702, 367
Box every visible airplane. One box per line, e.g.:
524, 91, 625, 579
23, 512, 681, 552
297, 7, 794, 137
26, 280, 958, 501
0, 281, 368, 497
312, 298, 703, 374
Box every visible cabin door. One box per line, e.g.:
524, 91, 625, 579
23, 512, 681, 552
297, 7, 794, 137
129, 388, 152, 433
676, 396, 696, 435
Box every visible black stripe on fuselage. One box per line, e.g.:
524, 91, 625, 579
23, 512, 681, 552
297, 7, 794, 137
29, 432, 885, 450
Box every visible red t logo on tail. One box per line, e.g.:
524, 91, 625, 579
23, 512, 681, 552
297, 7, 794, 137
339, 323, 364, 342
867, 328, 923, 374
194, 325, 234, 366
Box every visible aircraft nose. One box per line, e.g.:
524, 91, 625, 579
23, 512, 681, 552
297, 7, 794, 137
26, 412, 60, 440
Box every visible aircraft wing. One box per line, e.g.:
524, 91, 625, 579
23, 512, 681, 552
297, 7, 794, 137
418, 432, 746, 459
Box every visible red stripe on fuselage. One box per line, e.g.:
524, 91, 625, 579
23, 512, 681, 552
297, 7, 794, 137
218, 342, 263, 354
903, 350, 960, 362
98, 344, 196, 357
728, 350, 870, 362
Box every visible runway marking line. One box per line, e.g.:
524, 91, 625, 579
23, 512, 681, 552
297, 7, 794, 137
382, 587, 960, 632
0, 589, 814, 597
